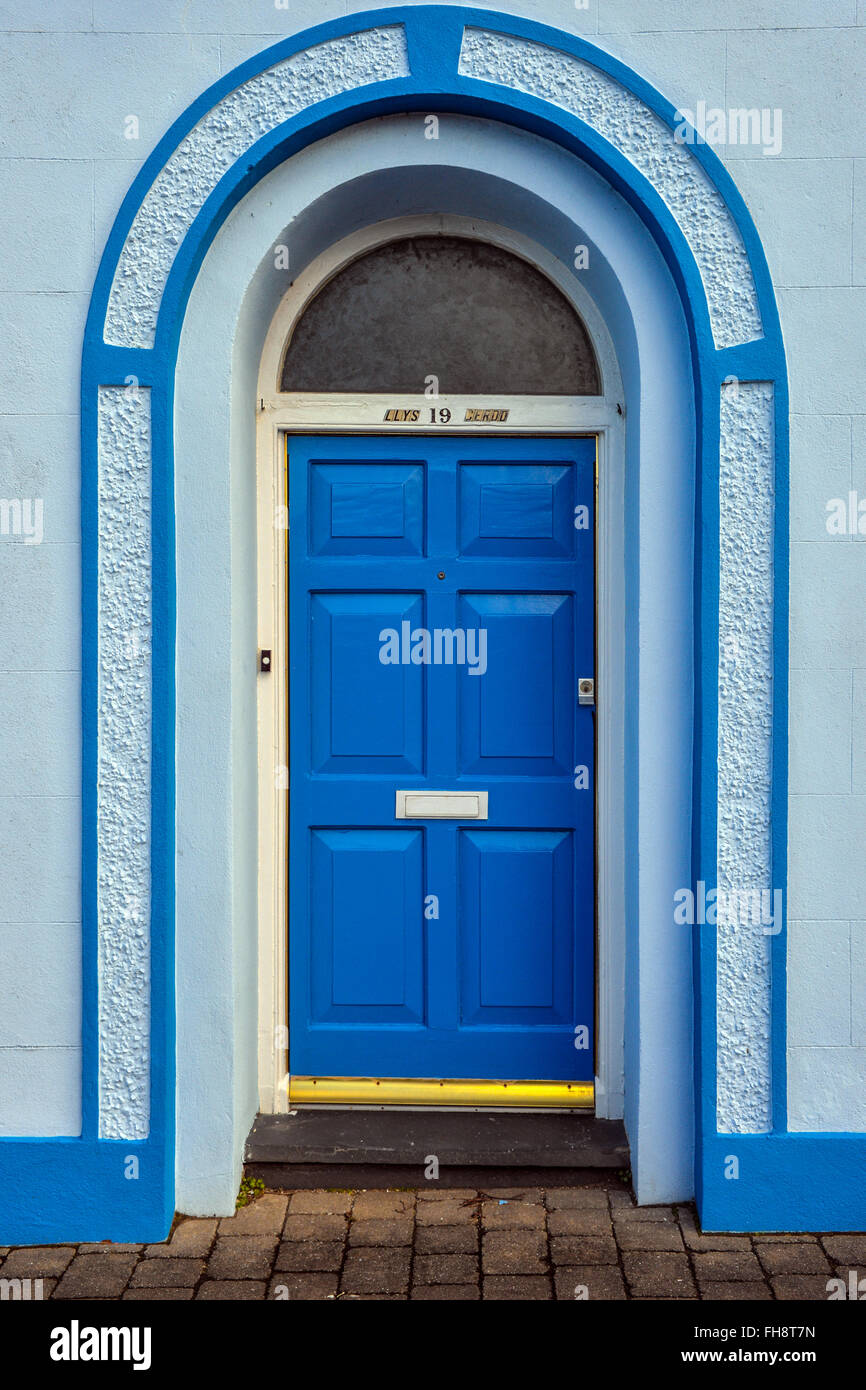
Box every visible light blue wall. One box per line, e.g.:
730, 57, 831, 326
715, 30, 866, 1126
0, 0, 864, 1166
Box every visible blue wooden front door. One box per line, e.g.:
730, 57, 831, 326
288, 435, 595, 1082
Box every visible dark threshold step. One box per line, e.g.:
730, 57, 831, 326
244, 1109, 629, 1173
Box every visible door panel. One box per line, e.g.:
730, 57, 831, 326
459, 592, 574, 774
459, 461, 575, 556
310, 459, 425, 555
289, 434, 595, 1083
459, 828, 575, 1023
310, 592, 425, 773
310, 828, 425, 1024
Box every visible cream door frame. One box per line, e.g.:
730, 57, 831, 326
255, 216, 626, 1117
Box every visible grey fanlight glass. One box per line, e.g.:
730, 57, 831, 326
279, 236, 601, 395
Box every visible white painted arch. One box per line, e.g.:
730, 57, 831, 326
173, 112, 696, 1213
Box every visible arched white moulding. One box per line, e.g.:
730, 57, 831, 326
458, 28, 763, 349
104, 26, 410, 349
104, 23, 763, 354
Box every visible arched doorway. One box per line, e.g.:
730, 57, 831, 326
257, 230, 607, 1111
224, 152, 678, 1204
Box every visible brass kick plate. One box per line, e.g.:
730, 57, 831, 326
289, 1077, 594, 1108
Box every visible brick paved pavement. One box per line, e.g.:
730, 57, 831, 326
3, 1184, 864, 1300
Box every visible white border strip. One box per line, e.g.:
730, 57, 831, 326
96, 385, 153, 1140
104, 27, 410, 348
716, 381, 774, 1133
458, 28, 763, 349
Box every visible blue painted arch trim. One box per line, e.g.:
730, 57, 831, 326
0, 5, 826, 1242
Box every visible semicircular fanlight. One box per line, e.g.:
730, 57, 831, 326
280, 235, 601, 396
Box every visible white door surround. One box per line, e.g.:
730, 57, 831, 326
173, 112, 695, 1212
255, 213, 626, 1125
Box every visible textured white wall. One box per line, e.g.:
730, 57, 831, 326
0, 0, 863, 1135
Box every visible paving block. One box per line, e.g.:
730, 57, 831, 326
412, 1283, 479, 1300
415, 1225, 477, 1254
691, 1251, 765, 1282
829, 1265, 866, 1293
340, 1292, 405, 1301
0, 1246, 75, 1277
268, 1273, 338, 1300
341, 1247, 411, 1295
751, 1231, 814, 1242
415, 1198, 477, 1226
0, 1272, 52, 1299
485, 1188, 544, 1203
145, 1219, 217, 1258
53, 1254, 138, 1299
545, 1188, 610, 1210
822, 1235, 866, 1264
553, 1265, 627, 1300
77, 1244, 143, 1255
772, 1274, 837, 1300
677, 1208, 754, 1252
613, 1205, 677, 1223
481, 1200, 546, 1231
481, 1230, 547, 1276
218, 1194, 288, 1236
288, 1190, 353, 1215
348, 1217, 414, 1248
412, 1252, 478, 1285
351, 1191, 415, 1220
756, 1242, 831, 1275
122, 1287, 195, 1300
615, 1223, 685, 1252
416, 1189, 479, 1201
282, 1213, 348, 1242
684, 1234, 756, 1252
196, 1281, 267, 1300
622, 1252, 696, 1299
608, 1190, 636, 1209
206, 1235, 277, 1281
698, 1280, 773, 1300
632, 1295, 698, 1301
128, 1259, 204, 1288
547, 1208, 612, 1236
275, 1240, 343, 1273
483, 1275, 552, 1300
24, 1278, 58, 1299
549, 1234, 618, 1265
